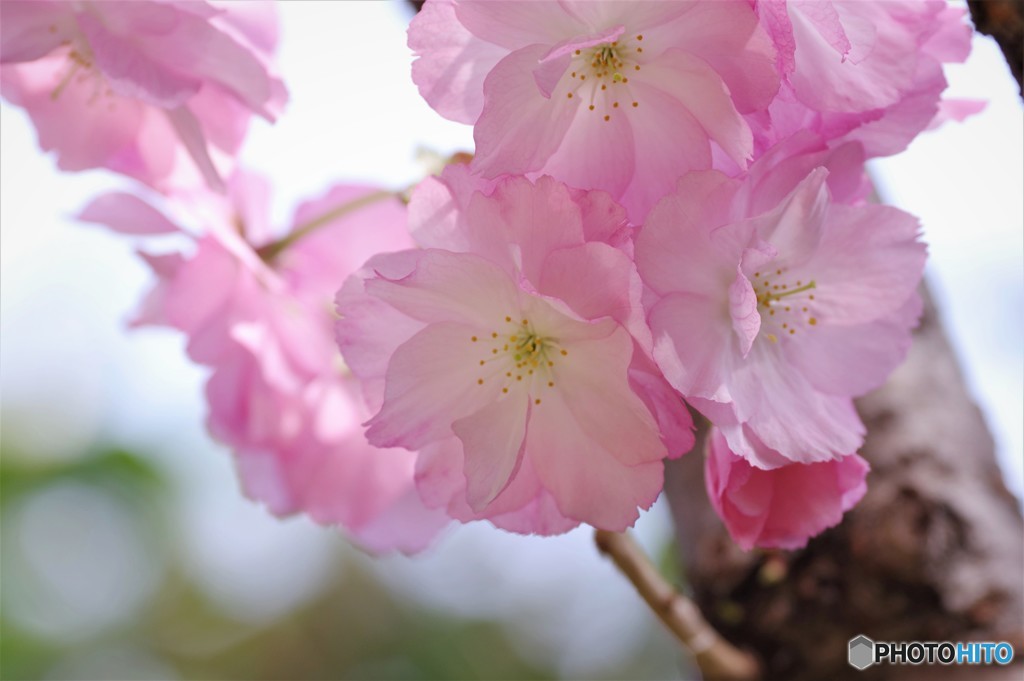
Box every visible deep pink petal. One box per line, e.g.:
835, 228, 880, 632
628, 357, 695, 459
706, 428, 869, 550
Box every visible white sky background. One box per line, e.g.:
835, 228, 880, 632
0, 2, 1021, 677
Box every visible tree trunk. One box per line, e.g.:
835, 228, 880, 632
665, 285, 1024, 680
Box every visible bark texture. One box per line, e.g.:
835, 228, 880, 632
665, 287, 1024, 680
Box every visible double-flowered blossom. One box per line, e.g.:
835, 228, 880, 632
704, 426, 869, 550
1, 1, 287, 191
336, 168, 694, 533
635, 163, 926, 469
78, 173, 447, 553
751, 0, 977, 159
409, 0, 778, 220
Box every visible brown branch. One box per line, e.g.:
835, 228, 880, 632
255, 189, 397, 263
664, 285, 1024, 680
594, 529, 760, 681
968, 0, 1024, 97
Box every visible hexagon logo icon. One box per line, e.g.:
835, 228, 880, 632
849, 635, 875, 670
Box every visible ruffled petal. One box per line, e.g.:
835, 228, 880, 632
366, 321, 505, 449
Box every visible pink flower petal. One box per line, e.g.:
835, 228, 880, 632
453, 394, 530, 511
0, 0, 74, 63
77, 11, 201, 108
365, 249, 521, 329
807, 203, 925, 325
785, 293, 921, 397
472, 44, 580, 179
366, 321, 505, 450
77, 191, 181, 235
649, 292, 733, 401
463, 175, 585, 284
453, 0, 583, 49
706, 427, 869, 550
408, 0, 507, 124
729, 269, 760, 358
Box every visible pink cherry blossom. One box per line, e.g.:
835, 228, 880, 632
751, 0, 976, 158
409, 0, 778, 221
78, 172, 447, 553
336, 171, 693, 534
636, 166, 925, 469
705, 426, 868, 550
1, 1, 287, 192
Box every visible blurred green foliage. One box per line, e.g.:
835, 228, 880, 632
0, 444, 599, 681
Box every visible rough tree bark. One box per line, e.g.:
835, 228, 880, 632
664, 286, 1024, 680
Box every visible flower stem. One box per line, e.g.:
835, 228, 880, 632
255, 189, 398, 263
594, 529, 760, 680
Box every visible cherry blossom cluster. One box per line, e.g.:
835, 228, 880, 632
1, 1, 976, 552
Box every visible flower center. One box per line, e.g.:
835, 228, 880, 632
469, 315, 568, 405
564, 34, 646, 123
50, 41, 115, 108
753, 269, 819, 343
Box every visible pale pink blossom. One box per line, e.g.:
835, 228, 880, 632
337, 172, 693, 534
636, 166, 925, 468
1, 1, 287, 192
409, 0, 778, 220
751, 0, 977, 158
705, 426, 868, 550
78, 172, 447, 553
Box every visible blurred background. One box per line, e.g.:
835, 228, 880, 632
1, 3, 1020, 680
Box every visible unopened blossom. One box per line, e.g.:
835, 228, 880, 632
78, 173, 447, 553
705, 426, 869, 550
636, 166, 925, 468
751, 0, 977, 158
337, 172, 694, 533
1, 1, 287, 191
409, 0, 778, 220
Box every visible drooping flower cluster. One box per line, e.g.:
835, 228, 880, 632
391, 0, 966, 548
337, 170, 694, 533
1, 1, 287, 191
3, 1, 977, 552
79, 173, 449, 553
